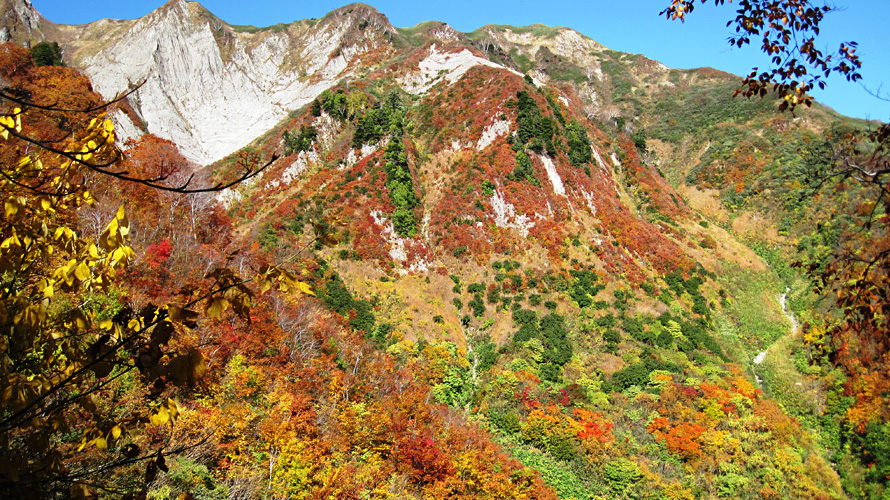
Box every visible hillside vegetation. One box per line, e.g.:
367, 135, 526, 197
1, 2, 888, 499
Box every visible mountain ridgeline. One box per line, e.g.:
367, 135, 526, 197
1, 0, 886, 499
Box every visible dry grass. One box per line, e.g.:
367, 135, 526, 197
731, 210, 784, 244
677, 218, 767, 272
676, 185, 729, 222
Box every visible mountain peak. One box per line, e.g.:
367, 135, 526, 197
330, 3, 381, 16
0, 0, 46, 46
322, 3, 394, 32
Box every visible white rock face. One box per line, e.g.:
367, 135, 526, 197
580, 189, 597, 215
273, 149, 320, 188
400, 43, 524, 95
71, 0, 387, 165
0, 0, 43, 44
489, 187, 534, 237
476, 117, 511, 151
370, 211, 430, 274
489, 26, 604, 86
429, 23, 461, 42
537, 154, 565, 196
110, 109, 143, 146
591, 146, 608, 170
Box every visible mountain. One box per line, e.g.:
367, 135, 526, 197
3, 0, 397, 163
2, 1, 885, 499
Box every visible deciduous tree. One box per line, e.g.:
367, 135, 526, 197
0, 45, 311, 498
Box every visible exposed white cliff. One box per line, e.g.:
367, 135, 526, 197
489, 187, 535, 237
400, 43, 524, 95
476, 116, 511, 151
69, 0, 389, 165
0, 0, 43, 44
538, 154, 565, 196
370, 210, 431, 274
109, 109, 143, 145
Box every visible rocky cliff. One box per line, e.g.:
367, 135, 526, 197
3, 0, 690, 165
6, 0, 398, 163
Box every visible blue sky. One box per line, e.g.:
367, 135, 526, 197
31, 0, 890, 121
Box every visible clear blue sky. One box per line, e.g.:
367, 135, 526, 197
31, 0, 890, 121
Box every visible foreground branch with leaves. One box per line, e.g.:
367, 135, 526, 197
0, 46, 313, 498
664, 2, 890, 496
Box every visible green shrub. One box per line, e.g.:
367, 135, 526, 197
603, 329, 621, 344
320, 273, 375, 334
283, 124, 317, 153
30, 41, 64, 67
604, 458, 642, 493
468, 295, 486, 317
148, 456, 229, 500
481, 179, 496, 196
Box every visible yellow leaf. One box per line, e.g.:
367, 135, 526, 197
297, 281, 315, 296
190, 349, 207, 379
100, 319, 114, 330
4, 199, 19, 217
74, 261, 90, 281
99, 218, 119, 250
1, 235, 20, 249
89, 244, 99, 259
111, 247, 126, 263
111, 425, 121, 440
71, 311, 89, 330
93, 437, 107, 450
205, 297, 229, 319
167, 398, 180, 420
151, 406, 170, 426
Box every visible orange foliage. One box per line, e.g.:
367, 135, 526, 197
647, 417, 705, 461
572, 408, 614, 443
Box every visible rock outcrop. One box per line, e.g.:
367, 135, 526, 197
0, 0, 46, 45
42, 1, 396, 164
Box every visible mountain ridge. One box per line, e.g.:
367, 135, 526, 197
3, 0, 752, 165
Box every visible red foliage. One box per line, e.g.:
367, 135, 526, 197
515, 385, 542, 410
557, 387, 571, 407
395, 433, 457, 484
144, 238, 171, 268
